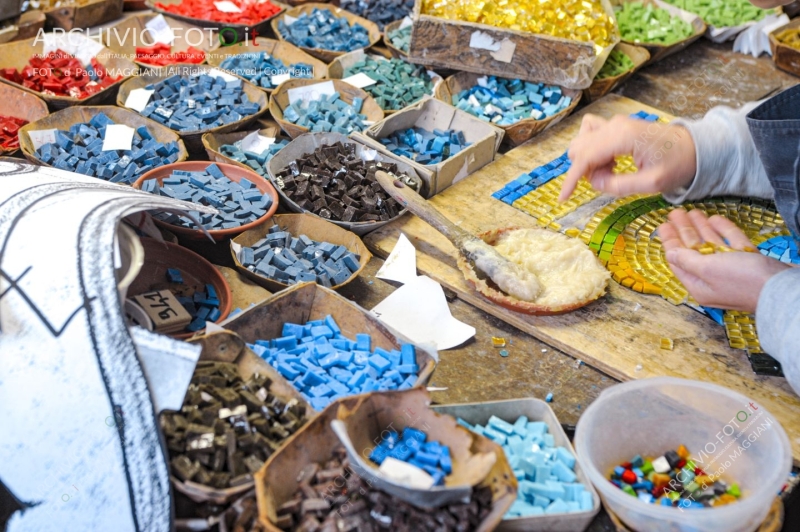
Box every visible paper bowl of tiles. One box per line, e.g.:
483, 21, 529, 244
116, 63, 268, 154
434, 398, 602, 531
574, 377, 792, 532
18, 105, 189, 180
0, 36, 137, 111
270, 3, 382, 63
445, 72, 581, 148
269, 78, 384, 139
133, 161, 280, 240
327, 50, 451, 115
383, 18, 410, 59
205, 38, 329, 95
616, 0, 706, 65
584, 43, 650, 104
457, 227, 609, 315
0, 83, 48, 155
266, 131, 424, 236
129, 237, 232, 339
145, 0, 284, 44
255, 388, 515, 530
201, 124, 291, 175
230, 213, 372, 292
102, 13, 220, 69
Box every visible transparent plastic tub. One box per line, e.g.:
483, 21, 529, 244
574, 377, 791, 532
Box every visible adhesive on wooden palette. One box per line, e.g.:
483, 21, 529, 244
143, 163, 272, 230
247, 315, 420, 411
460, 415, 593, 517
220, 52, 314, 89
238, 223, 361, 287
453, 76, 571, 125
35, 113, 181, 184
278, 8, 371, 52
608, 446, 742, 508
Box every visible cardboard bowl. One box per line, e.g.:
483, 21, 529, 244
0, 83, 49, 156
230, 213, 372, 292
133, 161, 280, 240
271, 3, 382, 63
584, 42, 650, 103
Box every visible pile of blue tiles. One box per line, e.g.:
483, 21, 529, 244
35, 112, 180, 184
379, 127, 470, 165
143, 163, 272, 230
339, 0, 413, 29
453, 77, 572, 125
278, 8, 371, 52
247, 315, 420, 411
165, 268, 222, 332
140, 73, 260, 132
219, 52, 313, 89
220, 137, 290, 176
368, 427, 452, 486
459, 415, 594, 517
491, 110, 661, 204
239, 224, 361, 287
282, 92, 369, 133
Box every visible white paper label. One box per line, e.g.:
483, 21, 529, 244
342, 72, 377, 89
287, 80, 336, 105
146, 14, 174, 45
124, 88, 154, 112
469, 31, 516, 63
399, 16, 413, 30
214, 0, 242, 12
28, 129, 57, 150
102, 124, 135, 152
271, 72, 291, 86
283, 14, 298, 25
209, 68, 238, 82
238, 130, 275, 155
42, 33, 104, 66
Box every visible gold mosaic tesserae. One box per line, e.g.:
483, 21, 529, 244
421, 0, 618, 51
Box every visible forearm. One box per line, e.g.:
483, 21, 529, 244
664, 103, 774, 204
756, 267, 800, 397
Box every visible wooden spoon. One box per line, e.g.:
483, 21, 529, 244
375, 171, 543, 302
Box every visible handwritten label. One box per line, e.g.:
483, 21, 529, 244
132, 290, 192, 333
469, 31, 516, 63
102, 124, 135, 152
287, 80, 336, 105
270, 72, 291, 86
214, 0, 242, 12
342, 72, 377, 89
238, 131, 275, 155
28, 129, 58, 150
146, 14, 174, 45
124, 88, 154, 112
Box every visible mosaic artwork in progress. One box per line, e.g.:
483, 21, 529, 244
492, 111, 797, 376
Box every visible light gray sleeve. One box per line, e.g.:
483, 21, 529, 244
755, 267, 800, 397
662, 103, 775, 204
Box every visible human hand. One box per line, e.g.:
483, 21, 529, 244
659, 209, 792, 313
559, 114, 697, 202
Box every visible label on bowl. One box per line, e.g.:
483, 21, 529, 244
146, 15, 174, 45
124, 88, 154, 112
239, 131, 275, 155
102, 124, 135, 152
287, 80, 336, 105
28, 129, 57, 150
342, 72, 377, 89
214, 1, 242, 12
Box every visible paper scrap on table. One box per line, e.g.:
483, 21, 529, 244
376, 233, 417, 285
372, 275, 475, 350
288, 80, 336, 105
124, 88, 154, 112
28, 129, 57, 150
342, 72, 377, 89
102, 124, 135, 151
146, 14, 174, 45
733, 13, 789, 57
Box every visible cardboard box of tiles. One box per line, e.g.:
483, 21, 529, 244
491, 110, 794, 377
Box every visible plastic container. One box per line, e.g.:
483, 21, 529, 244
574, 377, 791, 532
